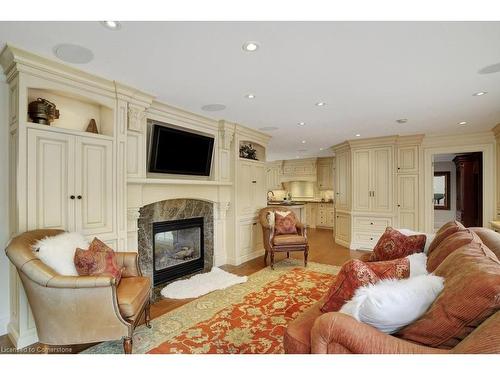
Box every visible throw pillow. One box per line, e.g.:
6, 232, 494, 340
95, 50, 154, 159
426, 229, 481, 272
340, 274, 444, 334
396, 241, 500, 349
365, 257, 410, 280
274, 211, 298, 235
321, 259, 380, 313
427, 220, 466, 255
74, 238, 123, 284
397, 229, 435, 254
372, 227, 426, 261
33, 232, 89, 276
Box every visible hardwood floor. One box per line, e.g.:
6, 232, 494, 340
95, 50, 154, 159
0, 228, 365, 354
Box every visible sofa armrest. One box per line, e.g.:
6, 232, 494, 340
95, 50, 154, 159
46, 274, 116, 288
115, 251, 141, 277
311, 312, 448, 354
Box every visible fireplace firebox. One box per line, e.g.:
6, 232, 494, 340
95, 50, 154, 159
152, 217, 204, 285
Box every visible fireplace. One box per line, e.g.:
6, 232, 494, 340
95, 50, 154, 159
153, 217, 204, 285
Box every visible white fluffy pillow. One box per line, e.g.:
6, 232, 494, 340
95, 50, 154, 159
406, 252, 429, 277
339, 274, 444, 334
397, 228, 435, 254
33, 232, 89, 276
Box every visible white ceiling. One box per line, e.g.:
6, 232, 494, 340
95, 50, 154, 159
1, 21, 500, 160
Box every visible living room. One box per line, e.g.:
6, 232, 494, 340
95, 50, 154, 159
1, 1, 499, 373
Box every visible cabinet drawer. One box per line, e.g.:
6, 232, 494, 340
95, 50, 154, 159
353, 216, 392, 231
353, 232, 382, 250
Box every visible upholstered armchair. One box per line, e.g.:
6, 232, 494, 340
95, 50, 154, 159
5, 229, 151, 354
259, 206, 309, 269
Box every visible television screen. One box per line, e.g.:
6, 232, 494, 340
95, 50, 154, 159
148, 124, 214, 176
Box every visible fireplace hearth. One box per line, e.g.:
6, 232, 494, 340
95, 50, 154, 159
153, 217, 204, 285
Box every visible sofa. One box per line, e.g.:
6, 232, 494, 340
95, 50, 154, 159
284, 225, 500, 354
5, 229, 152, 354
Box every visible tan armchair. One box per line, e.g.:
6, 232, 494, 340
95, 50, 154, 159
259, 206, 309, 269
5, 229, 152, 354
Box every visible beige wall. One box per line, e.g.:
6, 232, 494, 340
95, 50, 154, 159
0, 75, 10, 334
434, 161, 457, 229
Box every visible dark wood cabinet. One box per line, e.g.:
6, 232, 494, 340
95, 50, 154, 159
453, 153, 482, 227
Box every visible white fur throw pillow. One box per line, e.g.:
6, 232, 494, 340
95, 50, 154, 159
33, 232, 89, 276
339, 274, 444, 334
406, 252, 429, 277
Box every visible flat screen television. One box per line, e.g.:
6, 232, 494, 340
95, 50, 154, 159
148, 124, 214, 176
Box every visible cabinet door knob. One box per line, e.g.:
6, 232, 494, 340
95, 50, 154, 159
77, 195, 82, 200
370, 222, 374, 225
252, 180, 257, 183
70, 195, 75, 200
397, 204, 400, 207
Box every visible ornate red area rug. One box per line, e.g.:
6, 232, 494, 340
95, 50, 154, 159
82, 260, 339, 354
149, 268, 333, 354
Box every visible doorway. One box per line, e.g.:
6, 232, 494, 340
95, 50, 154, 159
433, 152, 483, 230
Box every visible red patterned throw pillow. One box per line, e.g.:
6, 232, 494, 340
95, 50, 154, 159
321, 259, 380, 313
274, 211, 298, 235
372, 227, 426, 261
74, 238, 123, 284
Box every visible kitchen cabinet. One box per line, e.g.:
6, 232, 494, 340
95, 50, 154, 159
317, 158, 333, 190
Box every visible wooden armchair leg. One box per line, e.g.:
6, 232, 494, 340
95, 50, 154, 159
287, 252, 290, 258
264, 249, 268, 266
145, 300, 152, 329
270, 250, 275, 270
304, 245, 309, 267
123, 336, 133, 354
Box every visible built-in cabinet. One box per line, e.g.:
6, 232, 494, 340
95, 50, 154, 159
317, 157, 334, 190
238, 160, 266, 216
305, 202, 334, 228
333, 135, 423, 249
265, 161, 282, 190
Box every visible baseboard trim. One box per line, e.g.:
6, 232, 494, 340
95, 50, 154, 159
7, 321, 38, 349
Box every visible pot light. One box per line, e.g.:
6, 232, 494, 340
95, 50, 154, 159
301, 140, 306, 144
458, 121, 468, 125
315, 102, 326, 107
319, 148, 324, 151
245, 94, 256, 99
355, 134, 361, 137
242, 41, 260, 52
101, 21, 121, 30
473, 91, 487, 96
297, 122, 306, 126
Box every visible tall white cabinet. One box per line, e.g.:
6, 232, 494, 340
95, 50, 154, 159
333, 135, 423, 249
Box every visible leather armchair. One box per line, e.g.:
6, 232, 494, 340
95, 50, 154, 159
259, 206, 309, 269
5, 229, 152, 354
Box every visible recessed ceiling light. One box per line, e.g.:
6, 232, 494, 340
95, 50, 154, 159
297, 122, 306, 126
245, 94, 256, 99
315, 102, 326, 107
259, 126, 279, 132
319, 148, 324, 151
473, 91, 487, 96
396, 118, 408, 124
201, 104, 226, 112
458, 121, 468, 125
53, 44, 94, 64
101, 21, 121, 30
301, 140, 306, 144
355, 134, 361, 137
242, 41, 260, 52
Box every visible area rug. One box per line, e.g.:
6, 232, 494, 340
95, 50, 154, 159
161, 267, 248, 299
83, 259, 339, 354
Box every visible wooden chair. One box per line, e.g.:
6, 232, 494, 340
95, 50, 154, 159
259, 206, 309, 269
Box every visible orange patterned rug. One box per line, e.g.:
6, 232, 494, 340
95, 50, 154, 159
149, 267, 333, 354
83, 259, 339, 354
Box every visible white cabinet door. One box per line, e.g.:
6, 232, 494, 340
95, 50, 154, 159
75, 137, 114, 236
318, 163, 332, 190
252, 163, 266, 214
239, 219, 253, 260
238, 161, 253, 215
335, 213, 350, 244
371, 147, 393, 213
27, 129, 75, 231
353, 149, 371, 211
252, 221, 263, 252
397, 174, 418, 230
335, 151, 349, 210
397, 145, 419, 173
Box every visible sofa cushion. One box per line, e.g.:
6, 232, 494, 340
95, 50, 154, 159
470, 227, 500, 260
426, 229, 481, 272
427, 221, 465, 255
273, 234, 307, 246
117, 276, 151, 318
321, 259, 380, 313
396, 241, 500, 349
372, 227, 426, 261
284, 300, 323, 353
274, 211, 298, 235
74, 238, 123, 284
